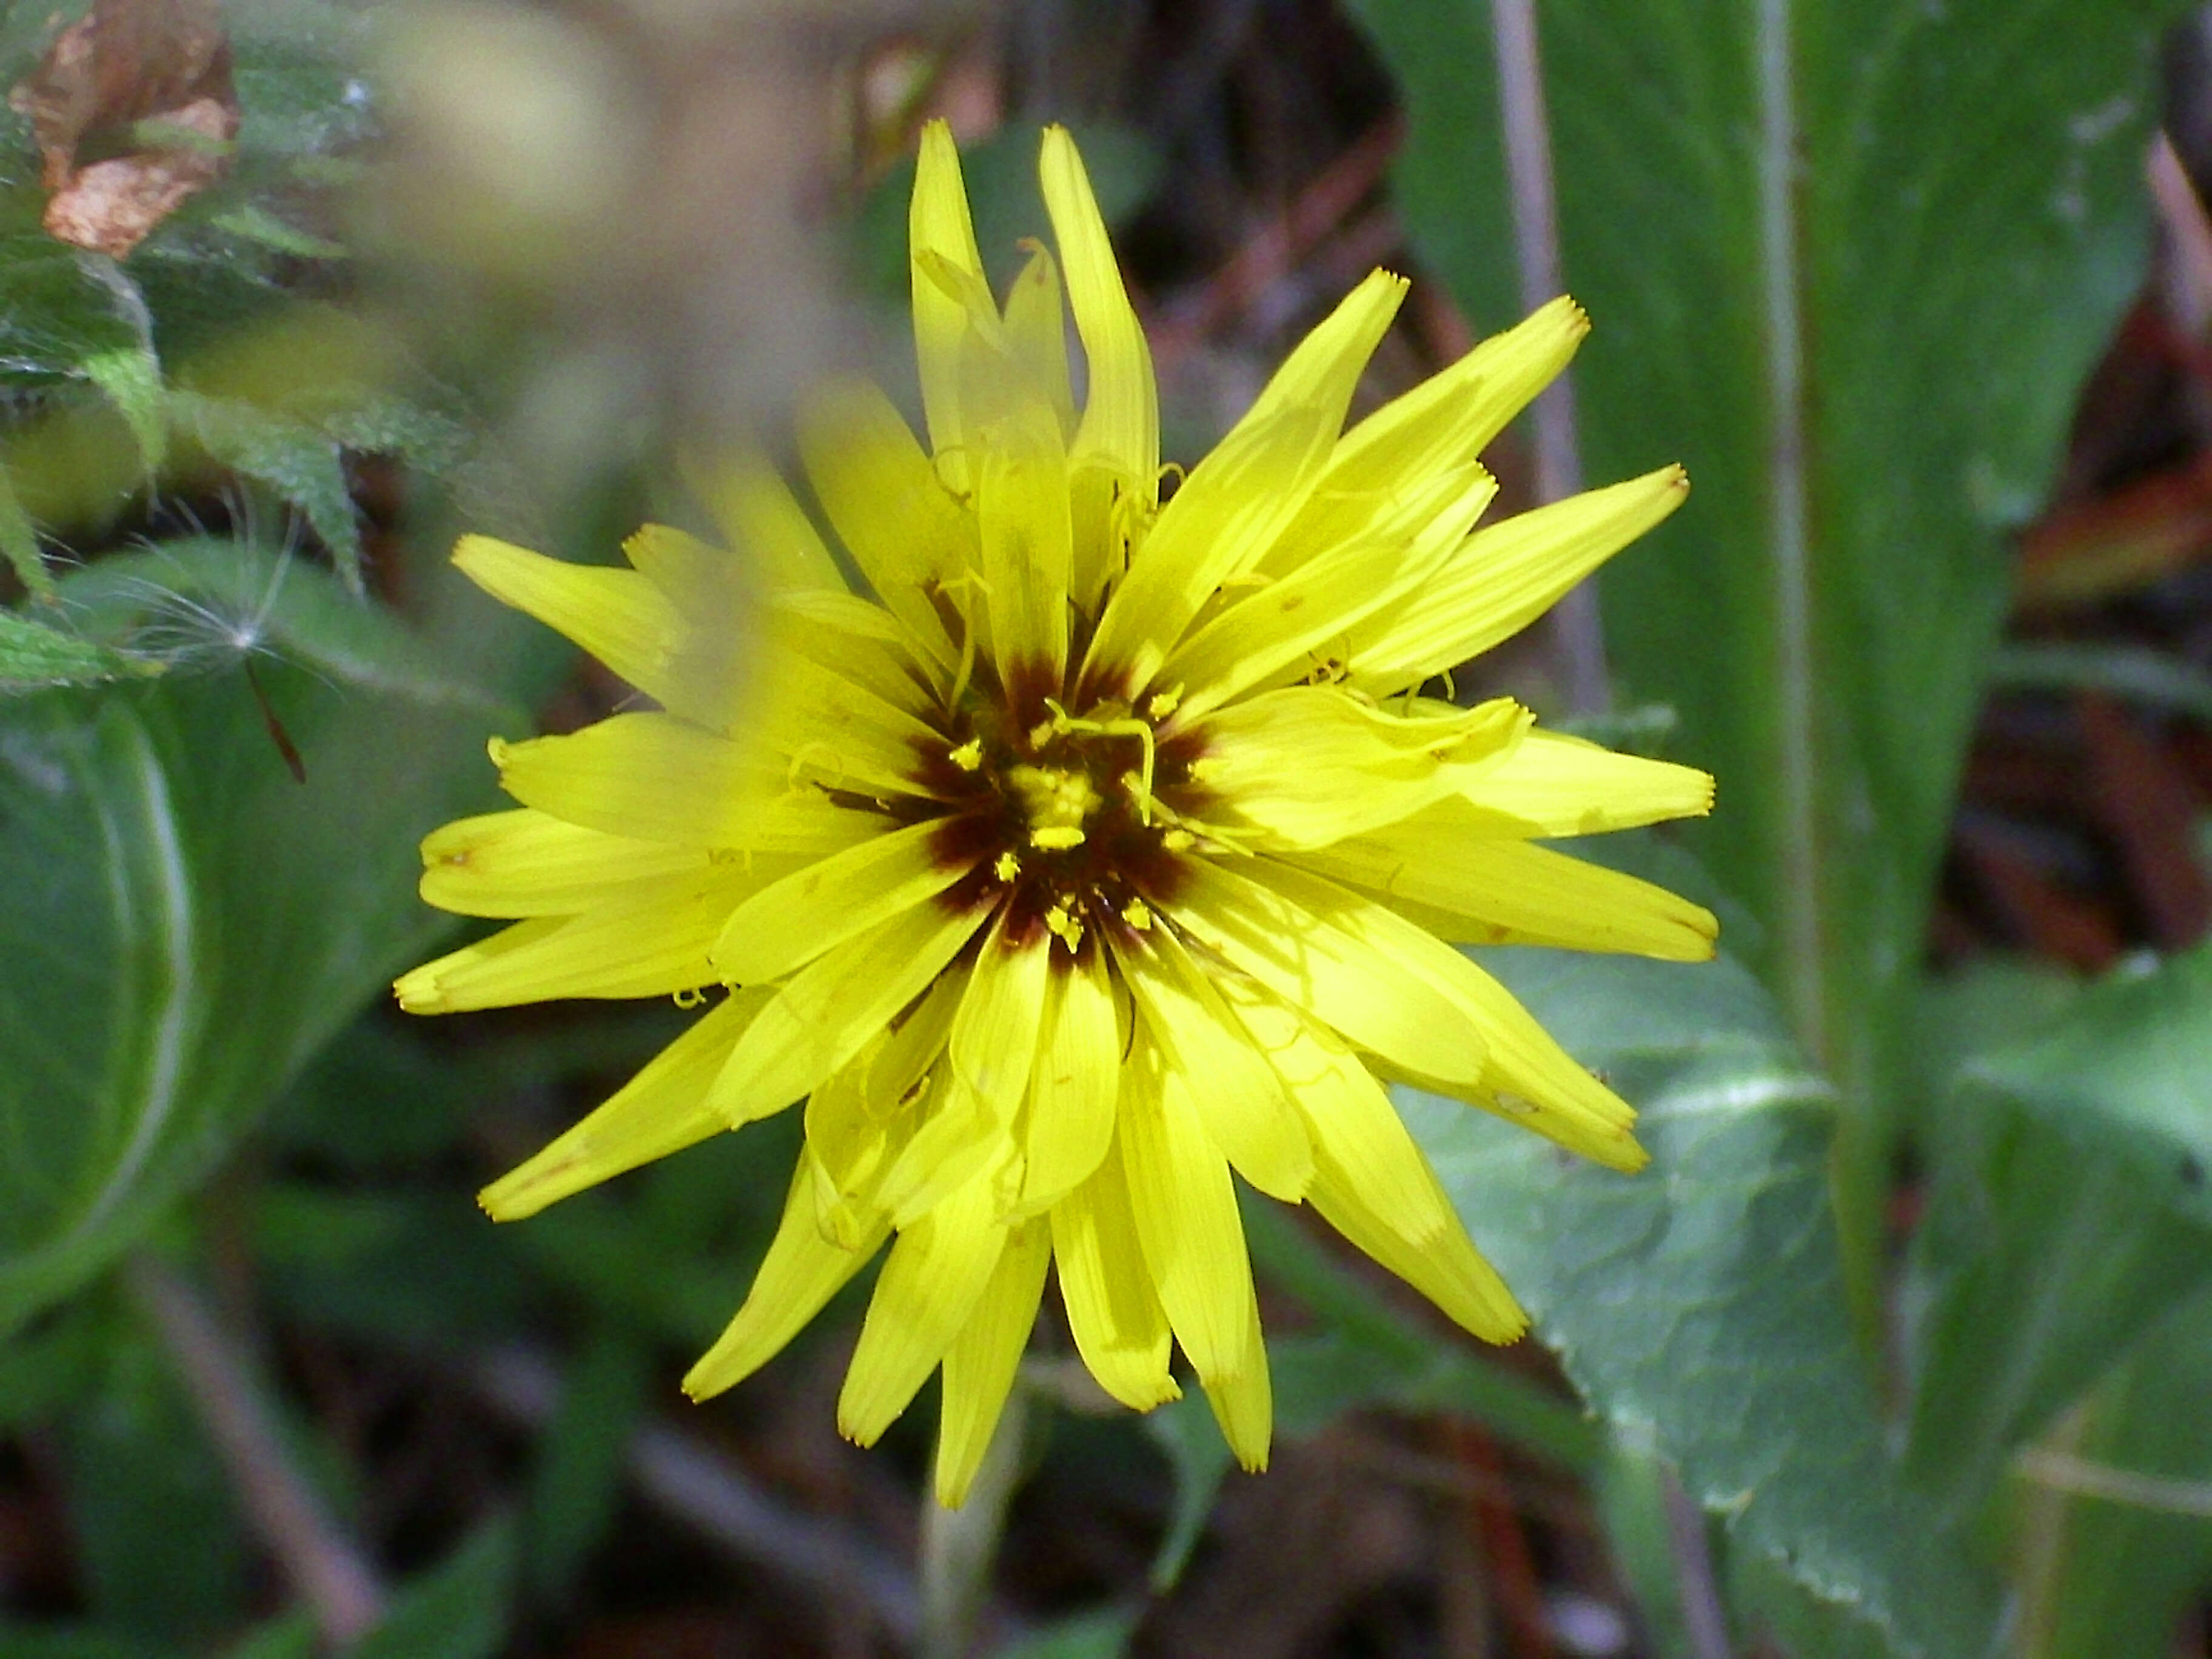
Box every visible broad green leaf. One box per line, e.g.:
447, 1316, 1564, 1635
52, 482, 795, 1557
2023, 1287, 2212, 1659
1406, 950, 1995, 1658
0, 551, 530, 1335
1347, 0, 2181, 1225
1904, 945, 2212, 1516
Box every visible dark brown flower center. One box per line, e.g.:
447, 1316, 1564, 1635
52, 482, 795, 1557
915, 659, 1205, 959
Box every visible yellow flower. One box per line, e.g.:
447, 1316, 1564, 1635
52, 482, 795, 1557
395, 122, 1715, 1505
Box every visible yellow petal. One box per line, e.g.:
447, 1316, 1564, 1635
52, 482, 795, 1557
1460, 729, 1715, 835
481, 988, 770, 1220
419, 809, 706, 919
1083, 270, 1409, 697
876, 1073, 1015, 1228
1114, 930, 1311, 1202
1293, 807, 1718, 960
1039, 126, 1157, 504
806, 969, 965, 1242
768, 588, 945, 714
711, 819, 978, 985
754, 652, 948, 802
1050, 1139, 1179, 1410
1018, 945, 1119, 1211
911, 119, 991, 493
1158, 469, 1475, 725
949, 914, 1053, 1119
685, 1150, 889, 1400
1002, 240, 1076, 438
1200, 1355, 1273, 1475
1404, 952, 1646, 1171
1235, 996, 1525, 1341
493, 712, 873, 853
1187, 688, 1527, 848
610, 524, 753, 725
976, 395, 1073, 683
797, 378, 968, 667
682, 451, 846, 594
936, 1217, 1052, 1506
1315, 295, 1586, 537
1167, 856, 1489, 1087
394, 869, 766, 1013
1116, 1026, 1263, 1393
452, 535, 687, 711
839, 1167, 1007, 1445
1346, 466, 1689, 695
707, 896, 989, 1127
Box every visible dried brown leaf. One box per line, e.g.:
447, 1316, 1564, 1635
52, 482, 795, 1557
7, 0, 238, 256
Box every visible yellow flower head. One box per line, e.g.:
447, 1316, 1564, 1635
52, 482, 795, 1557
396, 123, 1715, 1505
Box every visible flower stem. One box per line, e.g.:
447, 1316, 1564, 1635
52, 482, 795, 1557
920, 1385, 1030, 1659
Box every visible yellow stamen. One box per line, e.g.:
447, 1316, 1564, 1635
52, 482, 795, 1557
994, 851, 1022, 882
1045, 698, 1157, 825
1044, 903, 1084, 953
1031, 825, 1085, 850
950, 738, 983, 771
1123, 897, 1153, 931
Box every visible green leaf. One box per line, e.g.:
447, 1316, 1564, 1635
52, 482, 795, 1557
80, 340, 169, 478
59, 1322, 252, 1644
0, 1629, 173, 1659
350, 1518, 517, 1659
996, 1606, 1140, 1659
178, 400, 363, 591
1347, 0, 2182, 1236
0, 609, 159, 689
0, 466, 53, 598
523, 1329, 652, 1600
2021, 1287, 2212, 1659
1904, 945, 2212, 1516
0, 551, 531, 1335
218, 1610, 319, 1659
1406, 950, 1996, 1658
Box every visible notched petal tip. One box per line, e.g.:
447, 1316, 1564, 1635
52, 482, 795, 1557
392, 966, 446, 1014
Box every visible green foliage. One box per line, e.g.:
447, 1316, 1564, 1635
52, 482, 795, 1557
1347, 0, 2182, 1278
1407, 950, 1995, 1657
57, 1319, 253, 1646
351, 1520, 518, 1659
0, 544, 529, 1336
2025, 1288, 2212, 1659
1906, 946, 2212, 1512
